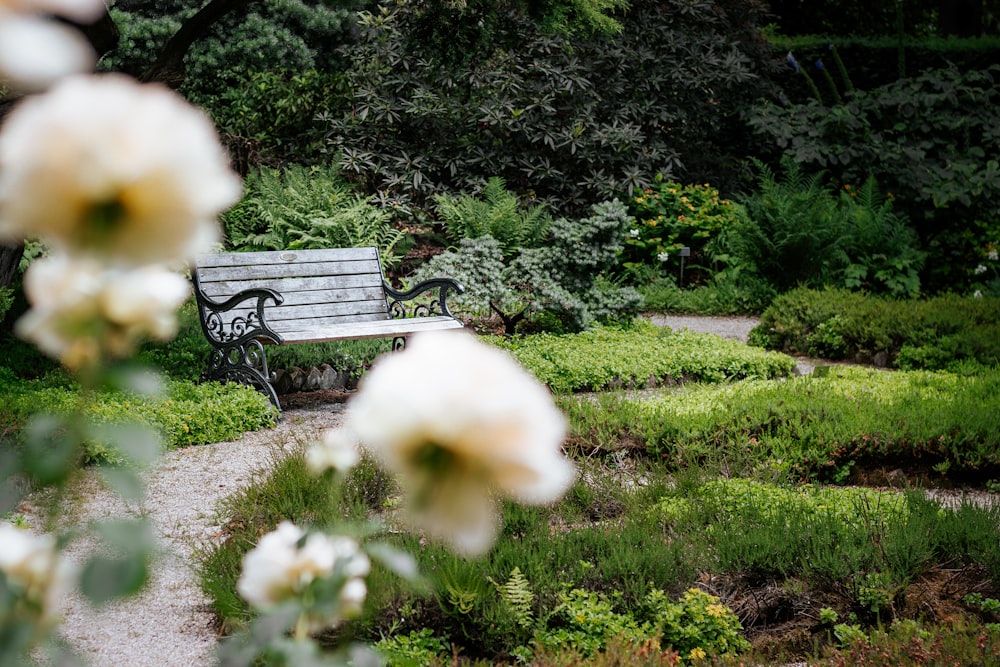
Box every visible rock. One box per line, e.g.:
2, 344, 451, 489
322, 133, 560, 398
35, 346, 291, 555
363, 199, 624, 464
318, 364, 348, 390
272, 368, 292, 395
306, 366, 322, 391
873, 351, 889, 367
290, 367, 307, 392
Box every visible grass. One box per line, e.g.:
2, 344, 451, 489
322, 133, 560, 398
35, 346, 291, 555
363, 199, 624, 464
195, 322, 1000, 665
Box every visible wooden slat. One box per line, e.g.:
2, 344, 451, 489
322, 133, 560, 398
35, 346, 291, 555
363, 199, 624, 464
196, 247, 378, 269
200, 285, 385, 307
199, 274, 383, 297
281, 317, 465, 343
198, 260, 382, 283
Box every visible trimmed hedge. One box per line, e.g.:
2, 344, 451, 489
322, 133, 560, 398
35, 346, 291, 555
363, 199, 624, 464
748, 288, 1000, 370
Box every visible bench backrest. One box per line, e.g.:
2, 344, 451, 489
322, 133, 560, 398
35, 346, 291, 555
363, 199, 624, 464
194, 247, 390, 334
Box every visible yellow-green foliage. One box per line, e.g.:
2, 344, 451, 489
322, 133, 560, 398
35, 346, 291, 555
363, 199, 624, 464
562, 366, 1000, 478
656, 479, 907, 533
489, 321, 795, 393
2, 377, 277, 463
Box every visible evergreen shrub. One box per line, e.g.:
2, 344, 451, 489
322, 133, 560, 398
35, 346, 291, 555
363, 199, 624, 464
411, 200, 642, 332
326, 0, 774, 215
749, 287, 1000, 369
748, 65, 1000, 292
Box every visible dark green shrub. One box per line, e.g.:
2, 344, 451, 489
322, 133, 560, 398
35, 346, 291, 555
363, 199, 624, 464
748, 65, 1000, 292
411, 200, 642, 332
713, 159, 923, 298
221, 164, 406, 269
326, 0, 774, 215
750, 287, 1000, 369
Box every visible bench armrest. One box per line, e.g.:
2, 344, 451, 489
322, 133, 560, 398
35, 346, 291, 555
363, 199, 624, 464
192, 271, 285, 346
384, 278, 465, 320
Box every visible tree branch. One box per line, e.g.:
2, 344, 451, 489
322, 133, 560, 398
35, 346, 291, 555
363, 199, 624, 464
141, 0, 260, 88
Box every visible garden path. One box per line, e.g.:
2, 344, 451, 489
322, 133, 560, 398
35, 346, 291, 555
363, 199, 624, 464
24, 401, 345, 667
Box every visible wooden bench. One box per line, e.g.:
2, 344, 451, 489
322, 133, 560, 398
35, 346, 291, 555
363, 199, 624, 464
192, 247, 464, 411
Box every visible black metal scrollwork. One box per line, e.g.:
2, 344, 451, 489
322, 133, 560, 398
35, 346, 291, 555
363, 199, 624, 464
383, 278, 464, 321
192, 271, 285, 413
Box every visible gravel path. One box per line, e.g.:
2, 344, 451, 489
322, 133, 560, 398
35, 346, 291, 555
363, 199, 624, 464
23, 403, 345, 667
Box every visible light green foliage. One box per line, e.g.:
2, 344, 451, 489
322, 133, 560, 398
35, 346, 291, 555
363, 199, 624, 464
409, 236, 513, 320
412, 200, 643, 332
657, 479, 908, 535
532, 588, 648, 657
434, 177, 551, 256
1, 376, 276, 463
751, 287, 1000, 370
491, 320, 794, 393
375, 629, 450, 667
222, 164, 405, 269
491, 567, 535, 629
713, 159, 923, 298
564, 365, 1000, 478
625, 178, 743, 269
643, 587, 751, 659
532, 587, 748, 661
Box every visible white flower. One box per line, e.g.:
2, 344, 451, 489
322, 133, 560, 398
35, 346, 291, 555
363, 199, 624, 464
0, 74, 241, 265
16, 254, 190, 369
975, 264, 988, 275
307, 428, 360, 475
628, 228, 641, 238
989, 250, 999, 261
657, 252, 670, 262
974, 289, 984, 299
342, 331, 574, 557
237, 521, 370, 627
0, 0, 105, 91
0, 522, 76, 623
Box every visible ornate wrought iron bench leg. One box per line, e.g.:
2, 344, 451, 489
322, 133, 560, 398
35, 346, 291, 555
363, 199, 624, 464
202, 339, 283, 414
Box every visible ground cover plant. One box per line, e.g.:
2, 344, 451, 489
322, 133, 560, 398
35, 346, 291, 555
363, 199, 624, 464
562, 365, 1000, 483
489, 321, 795, 393
200, 420, 1000, 665
192, 322, 1000, 665
749, 287, 1000, 370
0, 369, 276, 464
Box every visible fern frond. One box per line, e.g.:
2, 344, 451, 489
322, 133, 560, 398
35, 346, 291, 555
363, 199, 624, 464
492, 567, 534, 629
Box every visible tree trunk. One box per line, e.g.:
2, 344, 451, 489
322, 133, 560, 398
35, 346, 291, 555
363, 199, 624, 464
141, 0, 260, 88
0, 244, 24, 288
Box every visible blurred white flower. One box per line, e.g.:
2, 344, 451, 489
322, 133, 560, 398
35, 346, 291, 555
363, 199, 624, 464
16, 254, 190, 369
0, 522, 76, 623
989, 250, 999, 261
0, 74, 241, 265
628, 228, 641, 238
0, 0, 104, 91
657, 251, 670, 262
975, 264, 988, 275
342, 331, 574, 557
974, 289, 984, 299
307, 428, 360, 475
237, 521, 370, 628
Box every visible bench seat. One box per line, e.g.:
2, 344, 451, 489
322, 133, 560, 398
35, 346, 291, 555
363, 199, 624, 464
192, 246, 464, 411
